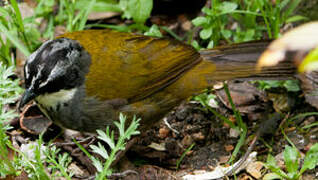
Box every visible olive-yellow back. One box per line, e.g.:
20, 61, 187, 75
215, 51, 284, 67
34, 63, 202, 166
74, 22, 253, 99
59, 30, 295, 129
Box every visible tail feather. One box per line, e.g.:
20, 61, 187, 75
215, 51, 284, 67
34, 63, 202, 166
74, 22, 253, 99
199, 41, 296, 81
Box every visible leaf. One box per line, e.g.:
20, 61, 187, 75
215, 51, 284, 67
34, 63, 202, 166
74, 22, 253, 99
0, 7, 10, 18
127, 0, 153, 24
283, 145, 299, 176
144, 24, 162, 37
191, 40, 201, 50
77, 0, 95, 31
176, 143, 195, 170
244, 29, 255, 41
9, 0, 24, 32
96, 129, 115, 149
75, 1, 121, 12
207, 41, 214, 49
91, 156, 103, 172
202, 7, 213, 16
283, 0, 301, 18
0, 18, 30, 57
266, 154, 289, 179
221, 29, 232, 39
90, 142, 109, 159
123, 116, 140, 140
300, 143, 318, 174
259, 80, 281, 89
219, 2, 238, 14
263, 173, 283, 180
286, 15, 308, 23
192, 17, 208, 27
199, 26, 213, 40
283, 80, 300, 92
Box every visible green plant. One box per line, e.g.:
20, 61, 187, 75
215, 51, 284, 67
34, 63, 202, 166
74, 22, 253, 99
19, 140, 51, 180
144, 24, 162, 37
193, 83, 247, 164
45, 145, 73, 179
55, 0, 96, 33
192, 1, 241, 48
283, 112, 318, 133
120, 0, 153, 26
191, 0, 306, 49
0, 0, 97, 65
193, 92, 218, 109
76, 113, 140, 180
223, 83, 247, 163
32, 0, 96, 39
0, 64, 22, 177
0, 63, 74, 179
17, 134, 73, 179
0, 0, 155, 65
264, 143, 318, 180
81, 0, 153, 32
0, 0, 155, 66
255, 80, 300, 92
0, 0, 33, 64
191, 0, 266, 48
194, 91, 236, 128
257, 0, 306, 39
176, 143, 195, 170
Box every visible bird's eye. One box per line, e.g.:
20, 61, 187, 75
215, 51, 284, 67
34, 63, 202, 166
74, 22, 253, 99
69, 72, 76, 81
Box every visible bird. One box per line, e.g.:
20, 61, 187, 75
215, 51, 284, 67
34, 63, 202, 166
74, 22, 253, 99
19, 29, 296, 132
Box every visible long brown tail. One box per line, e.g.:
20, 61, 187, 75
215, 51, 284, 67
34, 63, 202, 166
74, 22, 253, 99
199, 41, 296, 81
126, 41, 297, 130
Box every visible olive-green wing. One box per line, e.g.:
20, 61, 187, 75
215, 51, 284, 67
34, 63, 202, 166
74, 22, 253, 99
60, 29, 201, 102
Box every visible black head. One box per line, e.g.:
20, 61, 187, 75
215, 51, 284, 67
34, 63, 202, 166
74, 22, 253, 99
19, 38, 91, 109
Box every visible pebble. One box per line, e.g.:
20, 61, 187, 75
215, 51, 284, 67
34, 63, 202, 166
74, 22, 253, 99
224, 144, 234, 152
181, 135, 194, 147
229, 128, 240, 138
158, 127, 170, 139
246, 161, 264, 179
192, 132, 205, 141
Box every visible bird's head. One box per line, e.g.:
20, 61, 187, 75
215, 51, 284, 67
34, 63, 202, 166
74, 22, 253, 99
19, 38, 91, 110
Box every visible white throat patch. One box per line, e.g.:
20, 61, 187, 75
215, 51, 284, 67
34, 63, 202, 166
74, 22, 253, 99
36, 88, 77, 109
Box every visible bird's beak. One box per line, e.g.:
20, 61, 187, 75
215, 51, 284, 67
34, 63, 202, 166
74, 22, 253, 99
19, 88, 36, 111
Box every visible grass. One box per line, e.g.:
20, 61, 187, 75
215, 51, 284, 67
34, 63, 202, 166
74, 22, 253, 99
176, 143, 195, 170
0, 0, 32, 65
223, 82, 247, 164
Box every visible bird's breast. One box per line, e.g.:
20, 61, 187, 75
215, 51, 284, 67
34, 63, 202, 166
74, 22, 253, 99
35, 88, 78, 120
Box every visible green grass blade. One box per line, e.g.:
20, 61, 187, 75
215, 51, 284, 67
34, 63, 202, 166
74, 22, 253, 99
9, 0, 24, 32
78, 0, 96, 30
0, 23, 30, 56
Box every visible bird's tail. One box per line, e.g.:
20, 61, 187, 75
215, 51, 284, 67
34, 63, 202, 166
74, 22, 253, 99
198, 41, 296, 81
168, 41, 297, 98
128, 41, 297, 130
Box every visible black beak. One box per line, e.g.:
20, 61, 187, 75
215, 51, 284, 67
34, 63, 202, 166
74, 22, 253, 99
19, 88, 36, 111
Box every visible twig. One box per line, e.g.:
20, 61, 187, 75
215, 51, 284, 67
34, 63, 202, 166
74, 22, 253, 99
164, 118, 179, 134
